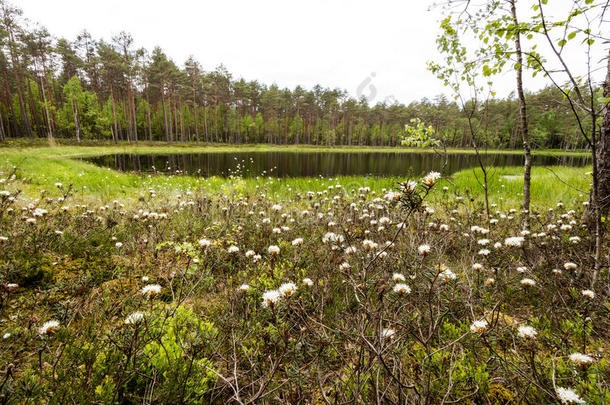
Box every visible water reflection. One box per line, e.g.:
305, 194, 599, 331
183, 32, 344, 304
86, 151, 590, 178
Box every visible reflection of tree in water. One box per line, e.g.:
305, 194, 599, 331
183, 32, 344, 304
85, 152, 590, 178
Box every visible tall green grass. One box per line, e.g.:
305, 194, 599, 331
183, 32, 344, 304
0, 145, 591, 208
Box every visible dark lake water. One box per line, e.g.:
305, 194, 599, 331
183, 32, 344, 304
84, 151, 590, 178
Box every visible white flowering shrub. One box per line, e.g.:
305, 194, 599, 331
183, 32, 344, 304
0, 170, 607, 404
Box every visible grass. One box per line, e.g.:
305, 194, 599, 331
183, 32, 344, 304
0, 143, 592, 208
1, 138, 591, 157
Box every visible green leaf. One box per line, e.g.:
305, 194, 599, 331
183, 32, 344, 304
558, 39, 566, 47
567, 32, 576, 40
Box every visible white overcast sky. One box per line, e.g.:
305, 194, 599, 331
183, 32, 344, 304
18, 0, 608, 105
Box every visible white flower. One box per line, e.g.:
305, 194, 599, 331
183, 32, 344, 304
271, 204, 282, 211
198, 238, 211, 248
141, 284, 161, 298
504, 236, 525, 247
0, 236, 8, 243
384, 191, 401, 201
472, 263, 483, 271
5, 283, 18, 291
470, 320, 489, 334
141, 276, 149, 282
581, 289, 595, 300
39, 320, 60, 335
568, 236, 581, 244
477, 239, 490, 246
279, 282, 297, 297
323, 232, 344, 244
569, 352, 595, 366
33, 208, 47, 217
516, 266, 527, 273
228, 246, 240, 254
439, 268, 456, 282
392, 273, 406, 282
125, 312, 145, 324
115, 242, 123, 248
478, 249, 490, 256
292, 238, 303, 246
261, 290, 281, 307
485, 278, 495, 286
2, 333, 10, 339
302, 278, 313, 287
520, 278, 536, 287
564, 262, 577, 270
422, 171, 441, 186
470, 226, 489, 234
267, 245, 280, 255
55, 182, 63, 188
339, 262, 351, 271
362, 239, 378, 251
401, 180, 418, 193
517, 325, 537, 339
556, 387, 585, 404
238, 284, 250, 293
393, 283, 411, 295
345, 246, 357, 255
418, 244, 431, 255
381, 328, 395, 339
245, 250, 255, 258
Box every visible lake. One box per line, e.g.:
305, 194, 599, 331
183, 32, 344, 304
84, 151, 590, 178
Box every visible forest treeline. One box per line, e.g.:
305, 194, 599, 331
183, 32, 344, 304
0, 1, 599, 149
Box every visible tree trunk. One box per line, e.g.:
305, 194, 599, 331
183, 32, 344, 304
40, 50, 56, 138
597, 51, 610, 217
145, 86, 152, 141
193, 85, 199, 143
0, 106, 6, 141
510, 0, 532, 225
39, 71, 54, 144
72, 100, 80, 142
110, 85, 118, 143
203, 105, 208, 142
161, 84, 169, 142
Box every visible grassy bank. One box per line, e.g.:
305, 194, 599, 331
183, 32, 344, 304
0, 144, 592, 208
1, 139, 591, 157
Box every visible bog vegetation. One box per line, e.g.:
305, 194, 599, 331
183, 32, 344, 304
0, 161, 608, 403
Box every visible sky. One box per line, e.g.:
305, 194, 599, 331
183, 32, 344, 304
18, 0, 608, 105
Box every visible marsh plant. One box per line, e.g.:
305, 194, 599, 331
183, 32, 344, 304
0, 170, 608, 404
